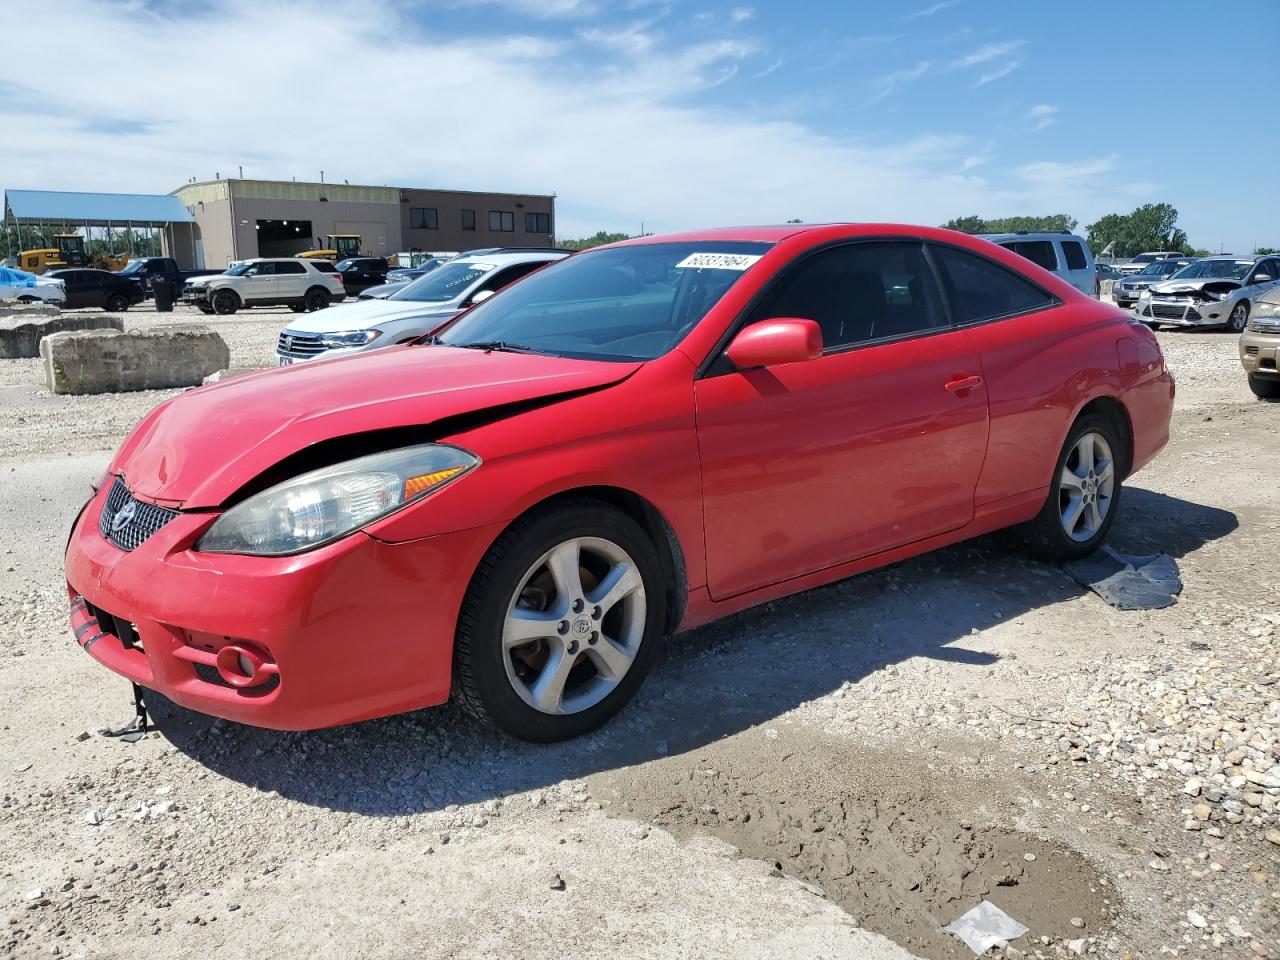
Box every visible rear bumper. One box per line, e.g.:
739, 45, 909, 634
65, 480, 502, 730
1122, 371, 1175, 475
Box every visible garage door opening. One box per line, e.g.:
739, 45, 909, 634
256, 219, 313, 258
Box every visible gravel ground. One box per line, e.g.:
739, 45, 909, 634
0, 301, 1277, 959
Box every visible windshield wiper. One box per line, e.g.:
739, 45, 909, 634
452, 340, 542, 354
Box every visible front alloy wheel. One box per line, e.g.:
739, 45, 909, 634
452, 500, 666, 741
502, 537, 646, 716
1228, 302, 1249, 333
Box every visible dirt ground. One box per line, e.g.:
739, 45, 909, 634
1, 302, 1277, 959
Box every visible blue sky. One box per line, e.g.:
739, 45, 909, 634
3, 0, 1278, 251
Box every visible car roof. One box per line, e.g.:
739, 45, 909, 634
1201, 255, 1258, 262
979, 231, 1084, 242
451, 250, 569, 266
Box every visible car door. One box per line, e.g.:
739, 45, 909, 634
241, 261, 276, 302
1247, 259, 1280, 296
694, 240, 991, 600
72, 271, 106, 308
1058, 239, 1093, 296
272, 260, 307, 299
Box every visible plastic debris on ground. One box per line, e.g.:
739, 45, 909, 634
1063, 545, 1182, 610
943, 900, 1030, 955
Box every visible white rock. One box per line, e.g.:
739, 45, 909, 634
1187, 910, 1208, 929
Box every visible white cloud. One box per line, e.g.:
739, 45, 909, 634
906, 0, 960, 20
951, 40, 1022, 68
455, 0, 599, 17
730, 6, 754, 23
1026, 104, 1058, 131
977, 60, 1021, 85
0, 1, 1149, 238
868, 60, 931, 105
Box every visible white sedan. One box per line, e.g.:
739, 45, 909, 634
0, 269, 66, 305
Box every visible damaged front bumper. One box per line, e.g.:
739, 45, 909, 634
1136, 294, 1232, 327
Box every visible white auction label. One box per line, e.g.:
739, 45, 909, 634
674, 252, 763, 271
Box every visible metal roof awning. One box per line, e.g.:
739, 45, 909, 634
4, 189, 194, 225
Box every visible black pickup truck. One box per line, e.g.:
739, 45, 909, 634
117, 257, 223, 296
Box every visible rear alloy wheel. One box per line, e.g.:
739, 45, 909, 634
303, 288, 329, 312
104, 293, 129, 313
1011, 414, 1124, 562
453, 500, 666, 741
211, 290, 239, 315
1228, 301, 1249, 333
1248, 374, 1280, 400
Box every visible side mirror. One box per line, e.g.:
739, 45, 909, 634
725, 318, 823, 369
1253, 274, 1273, 284
469, 289, 495, 305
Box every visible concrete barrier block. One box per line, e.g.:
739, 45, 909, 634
0, 312, 123, 359
40, 325, 231, 395
1101, 279, 1116, 300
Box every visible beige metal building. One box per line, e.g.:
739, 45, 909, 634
171, 178, 556, 268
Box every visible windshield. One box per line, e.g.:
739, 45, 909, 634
1170, 260, 1252, 280
120, 259, 145, 274
436, 241, 772, 361
225, 262, 256, 276
391, 260, 497, 302
1136, 260, 1183, 278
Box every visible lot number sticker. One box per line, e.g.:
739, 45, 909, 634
675, 252, 763, 271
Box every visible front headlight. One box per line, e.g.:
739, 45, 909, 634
319, 329, 380, 348
196, 444, 478, 556
1252, 301, 1280, 319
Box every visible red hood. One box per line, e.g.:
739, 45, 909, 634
112, 346, 639, 507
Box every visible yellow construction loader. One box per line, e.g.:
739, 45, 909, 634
17, 234, 128, 274
298, 234, 362, 261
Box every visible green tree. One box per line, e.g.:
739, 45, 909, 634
558, 231, 633, 251
1086, 203, 1189, 259
941, 214, 1078, 234
1255, 246, 1278, 255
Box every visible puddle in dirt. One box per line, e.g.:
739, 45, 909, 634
592, 734, 1113, 960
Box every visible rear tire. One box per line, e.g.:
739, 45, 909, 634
288, 304, 306, 313
198, 304, 215, 315
1248, 374, 1280, 399
303, 288, 329, 312
211, 289, 239, 315
452, 499, 666, 742
104, 293, 129, 312
1010, 413, 1125, 562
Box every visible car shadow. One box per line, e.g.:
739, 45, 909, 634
153, 486, 1237, 815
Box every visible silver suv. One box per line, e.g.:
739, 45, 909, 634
181, 258, 346, 315
981, 232, 1098, 297
275, 248, 568, 365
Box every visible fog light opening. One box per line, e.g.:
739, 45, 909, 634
215, 645, 268, 688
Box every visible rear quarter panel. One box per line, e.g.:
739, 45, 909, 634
966, 298, 1130, 505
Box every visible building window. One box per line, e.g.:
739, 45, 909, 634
525, 212, 551, 234
410, 207, 438, 230
461, 209, 476, 231
488, 210, 515, 232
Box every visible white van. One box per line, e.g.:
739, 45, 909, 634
981, 231, 1098, 297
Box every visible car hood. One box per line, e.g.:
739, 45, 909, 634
281, 297, 454, 333
112, 346, 641, 508
1149, 277, 1241, 295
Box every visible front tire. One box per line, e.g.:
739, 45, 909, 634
452, 499, 666, 742
1248, 374, 1280, 399
1227, 301, 1249, 333
1012, 414, 1124, 562
211, 289, 239, 315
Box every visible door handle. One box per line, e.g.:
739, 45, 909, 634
944, 374, 983, 393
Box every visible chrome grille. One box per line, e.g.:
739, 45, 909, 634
276, 332, 330, 359
98, 477, 180, 552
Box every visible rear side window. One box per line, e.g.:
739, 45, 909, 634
1000, 240, 1058, 272
1061, 241, 1088, 271
274, 261, 305, 274
930, 244, 1056, 324
478, 261, 546, 294
310, 261, 338, 273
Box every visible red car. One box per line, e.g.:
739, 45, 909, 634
65, 224, 1173, 742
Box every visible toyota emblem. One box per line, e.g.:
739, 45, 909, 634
111, 501, 138, 533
